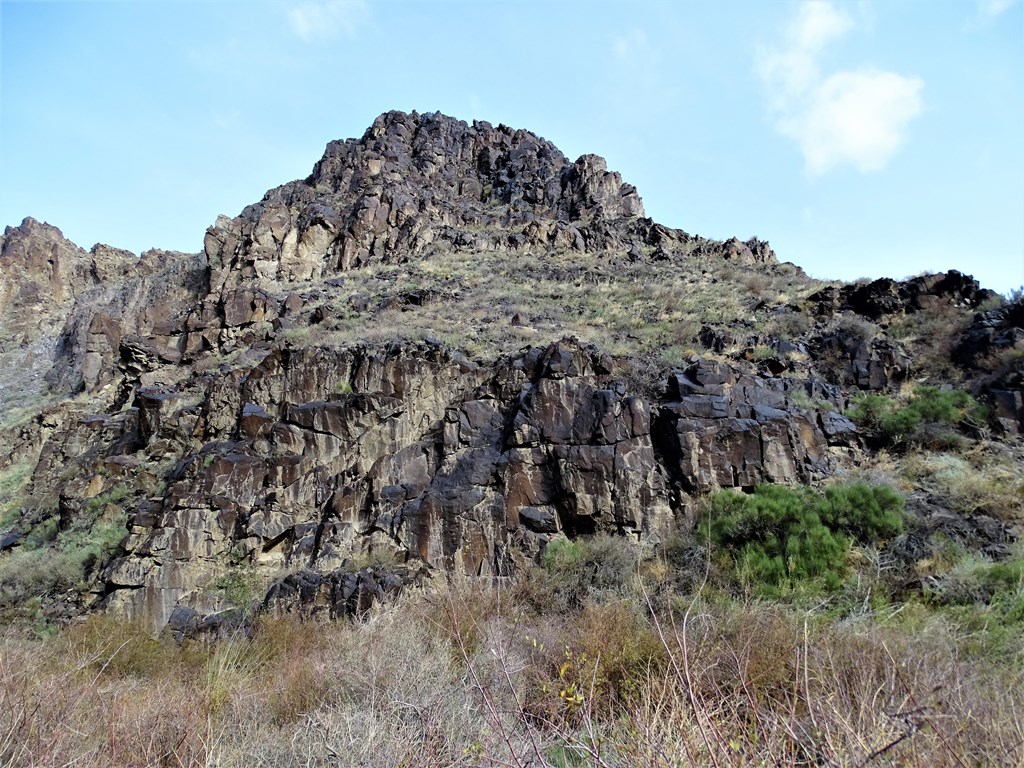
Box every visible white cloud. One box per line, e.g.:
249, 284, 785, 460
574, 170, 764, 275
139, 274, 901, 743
978, 0, 1019, 17
791, 0, 853, 52
612, 29, 648, 60
779, 70, 923, 174
287, 0, 368, 41
757, 0, 923, 176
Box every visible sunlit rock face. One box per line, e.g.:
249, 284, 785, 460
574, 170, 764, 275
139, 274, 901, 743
3, 110, 1016, 634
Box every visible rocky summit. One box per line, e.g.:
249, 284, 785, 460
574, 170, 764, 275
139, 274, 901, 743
0, 110, 1021, 636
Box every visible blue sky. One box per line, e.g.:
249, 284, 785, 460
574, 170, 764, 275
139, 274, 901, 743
2, 0, 1022, 293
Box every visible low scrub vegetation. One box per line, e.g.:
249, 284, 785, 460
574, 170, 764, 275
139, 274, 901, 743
0, 461, 34, 527
276, 246, 820, 373
847, 386, 989, 449
901, 442, 1024, 522
701, 482, 904, 597
1, 569, 1020, 767
0, 490, 129, 613
514, 534, 640, 614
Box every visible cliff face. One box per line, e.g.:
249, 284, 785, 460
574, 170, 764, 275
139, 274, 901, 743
0, 218, 206, 434
0, 219, 132, 423
1, 111, 1020, 633
92, 340, 854, 630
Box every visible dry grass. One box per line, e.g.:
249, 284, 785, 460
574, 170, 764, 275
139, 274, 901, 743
886, 300, 974, 384
1, 577, 1021, 768
901, 441, 1024, 524
276, 247, 821, 369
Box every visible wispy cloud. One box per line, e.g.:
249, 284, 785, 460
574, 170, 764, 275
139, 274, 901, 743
287, 0, 369, 41
612, 29, 649, 60
977, 0, 1019, 18
757, 1, 923, 176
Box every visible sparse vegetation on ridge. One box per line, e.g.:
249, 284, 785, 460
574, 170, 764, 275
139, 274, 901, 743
277, 247, 821, 367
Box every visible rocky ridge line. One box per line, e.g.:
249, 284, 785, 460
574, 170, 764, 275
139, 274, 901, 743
0, 110, 1019, 635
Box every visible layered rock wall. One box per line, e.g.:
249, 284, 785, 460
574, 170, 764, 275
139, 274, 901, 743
87, 339, 852, 630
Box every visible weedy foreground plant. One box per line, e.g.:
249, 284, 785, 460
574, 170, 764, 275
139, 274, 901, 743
2, 527, 1022, 768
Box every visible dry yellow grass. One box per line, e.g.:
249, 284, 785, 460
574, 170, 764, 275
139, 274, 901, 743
1, 579, 1020, 767
901, 442, 1024, 524
279, 247, 821, 368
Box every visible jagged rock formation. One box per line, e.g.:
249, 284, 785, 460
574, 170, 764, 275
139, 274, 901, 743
0, 218, 206, 444
954, 300, 1024, 431
196, 111, 776, 357
205, 109, 771, 289
77, 338, 849, 630
1, 110, 1020, 634
0, 219, 134, 421
807, 271, 998, 320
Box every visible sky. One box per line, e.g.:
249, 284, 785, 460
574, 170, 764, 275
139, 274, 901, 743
1, 0, 1022, 294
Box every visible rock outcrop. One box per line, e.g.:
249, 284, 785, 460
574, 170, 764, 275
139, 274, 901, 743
1, 110, 1015, 635
0, 219, 130, 423
0, 217, 206, 454
954, 299, 1024, 433
808, 270, 997, 320
86, 339, 850, 630
197, 111, 775, 351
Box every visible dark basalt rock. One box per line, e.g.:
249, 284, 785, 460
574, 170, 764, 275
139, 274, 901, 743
954, 300, 1024, 368
0, 110, 1013, 633
165, 604, 250, 644
261, 564, 430, 621
808, 327, 912, 391
808, 270, 997, 321
85, 339, 854, 631
954, 299, 1024, 433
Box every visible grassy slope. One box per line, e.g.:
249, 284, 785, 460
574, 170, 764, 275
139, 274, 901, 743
275, 246, 823, 366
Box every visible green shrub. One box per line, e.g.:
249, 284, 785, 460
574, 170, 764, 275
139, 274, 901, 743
847, 387, 988, 449
212, 566, 262, 610
820, 482, 905, 542
701, 483, 904, 597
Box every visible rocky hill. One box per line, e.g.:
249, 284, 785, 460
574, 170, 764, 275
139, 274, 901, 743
1, 110, 1021, 636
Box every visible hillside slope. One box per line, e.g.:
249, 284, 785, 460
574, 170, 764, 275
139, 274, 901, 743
0, 110, 1021, 635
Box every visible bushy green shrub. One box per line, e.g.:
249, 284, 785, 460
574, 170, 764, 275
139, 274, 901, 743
212, 567, 262, 610
847, 386, 988, 449
819, 482, 905, 542
701, 483, 904, 597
